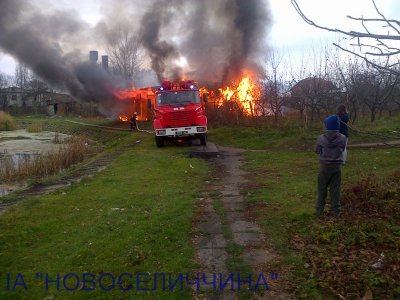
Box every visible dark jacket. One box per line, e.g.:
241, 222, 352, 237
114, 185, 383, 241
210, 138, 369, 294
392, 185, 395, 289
129, 115, 137, 123
315, 131, 346, 164
338, 113, 349, 138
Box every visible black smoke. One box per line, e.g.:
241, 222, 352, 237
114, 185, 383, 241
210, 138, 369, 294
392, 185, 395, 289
225, 0, 271, 81
101, 0, 271, 83
139, 0, 183, 82
0, 0, 271, 105
0, 0, 118, 106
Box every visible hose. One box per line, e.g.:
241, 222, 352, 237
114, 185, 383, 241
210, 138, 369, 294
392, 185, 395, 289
135, 123, 154, 134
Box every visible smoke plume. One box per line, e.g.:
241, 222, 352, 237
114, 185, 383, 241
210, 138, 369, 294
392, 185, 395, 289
139, 0, 183, 82
134, 0, 271, 83
0, 0, 271, 106
0, 0, 119, 108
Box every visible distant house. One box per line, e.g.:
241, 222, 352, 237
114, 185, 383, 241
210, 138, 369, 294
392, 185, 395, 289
0, 87, 83, 115
0, 86, 44, 112
291, 77, 339, 97
287, 77, 344, 122
43, 92, 77, 115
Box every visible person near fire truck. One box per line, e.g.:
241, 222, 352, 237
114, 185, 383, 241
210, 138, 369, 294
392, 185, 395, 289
129, 112, 138, 130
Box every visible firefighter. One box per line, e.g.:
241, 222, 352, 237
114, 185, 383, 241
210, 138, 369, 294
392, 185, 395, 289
129, 112, 138, 130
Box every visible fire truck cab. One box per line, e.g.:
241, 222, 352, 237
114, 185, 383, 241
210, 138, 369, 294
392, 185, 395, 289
153, 80, 207, 148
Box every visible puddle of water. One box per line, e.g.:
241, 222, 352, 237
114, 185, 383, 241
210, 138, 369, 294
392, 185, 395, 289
0, 152, 40, 167
0, 129, 72, 197
0, 130, 70, 154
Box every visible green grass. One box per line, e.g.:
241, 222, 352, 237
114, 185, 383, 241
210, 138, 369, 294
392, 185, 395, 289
16, 116, 133, 147
348, 114, 400, 144
0, 134, 209, 299
243, 147, 400, 298
3, 114, 399, 298
209, 114, 400, 150
209, 116, 400, 297
210, 126, 317, 150
352, 113, 400, 133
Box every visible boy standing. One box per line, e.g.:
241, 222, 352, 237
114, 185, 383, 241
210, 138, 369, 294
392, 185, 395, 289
315, 115, 346, 217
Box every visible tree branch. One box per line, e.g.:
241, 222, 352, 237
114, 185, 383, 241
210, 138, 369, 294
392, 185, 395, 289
371, 0, 400, 34
333, 43, 400, 76
291, 0, 400, 40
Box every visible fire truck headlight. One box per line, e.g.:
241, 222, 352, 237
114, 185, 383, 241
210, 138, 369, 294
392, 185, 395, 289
197, 127, 206, 133
157, 130, 166, 135
190, 85, 194, 89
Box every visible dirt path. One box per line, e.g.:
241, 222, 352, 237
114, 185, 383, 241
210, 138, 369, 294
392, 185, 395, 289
193, 146, 291, 299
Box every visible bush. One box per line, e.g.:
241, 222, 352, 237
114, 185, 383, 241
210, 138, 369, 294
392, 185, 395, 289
27, 121, 43, 133
0, 111, 17, 131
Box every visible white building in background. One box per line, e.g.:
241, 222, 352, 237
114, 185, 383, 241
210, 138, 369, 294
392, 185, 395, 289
0, 86, 80, 115
0, 87, 38, 110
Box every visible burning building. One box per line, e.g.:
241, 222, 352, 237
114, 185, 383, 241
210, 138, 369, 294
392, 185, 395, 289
113, 86, 157, 121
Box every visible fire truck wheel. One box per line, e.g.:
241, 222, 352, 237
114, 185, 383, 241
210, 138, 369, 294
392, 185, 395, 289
199, 133, 207, 146
155, 136, 164, 148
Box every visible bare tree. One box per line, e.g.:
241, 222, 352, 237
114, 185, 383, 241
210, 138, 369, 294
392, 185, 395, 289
286, 53, 310, 124
14, 63, 29, 88
26, 74, 49, 113
287, 46, 340, 125
0, 73, 8, 89
359, 69, 398, 121
0, 73, 9, 111
333, 56, 365, 122
332, 50, 400, 122
108, 29, 143, 81
390, 81, 400, 114
292, 0, 400, 76
262, 51, 289, 126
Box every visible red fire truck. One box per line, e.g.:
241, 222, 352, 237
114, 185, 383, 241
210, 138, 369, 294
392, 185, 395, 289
153, 80, 208, 148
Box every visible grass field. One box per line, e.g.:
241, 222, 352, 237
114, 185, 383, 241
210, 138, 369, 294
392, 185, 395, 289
209, 114, 400, 299
210, 114, 400, 150
0, 121, 210, 299
1, 114, 399, 299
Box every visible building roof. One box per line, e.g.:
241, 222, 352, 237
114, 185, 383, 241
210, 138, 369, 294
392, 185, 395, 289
291, 77, 338, 95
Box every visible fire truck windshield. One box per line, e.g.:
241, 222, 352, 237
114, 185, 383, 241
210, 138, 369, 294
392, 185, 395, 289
157, 91, 200, 105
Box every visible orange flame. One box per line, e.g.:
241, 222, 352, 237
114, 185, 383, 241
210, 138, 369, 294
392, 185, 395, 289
237, 77, 255, 114
213, 75, 260, 115
119, 114, 129, 122
218, 87, 234, 108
